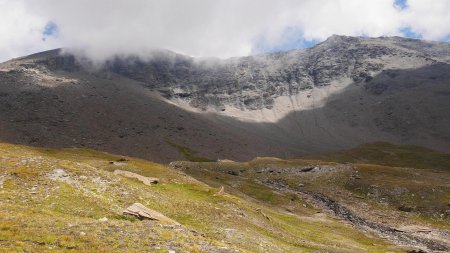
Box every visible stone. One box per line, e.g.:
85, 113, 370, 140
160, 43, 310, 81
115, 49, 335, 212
227, 170, 239, 176
47, 168, 73, 184
123, 203, 179, 225
395, 225, 432, 233
110, 162, 126, 166
213, 186, 225, 196
114, 170, 159, 185
300, 167, 315, 172
256, 208, 271, 221
406, 249, 427, 253
98, 217, 108, 222
398, 206, 414, 212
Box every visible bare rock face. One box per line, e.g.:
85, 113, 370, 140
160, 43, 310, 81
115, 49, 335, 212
113, 170, 159, 185
98, 35, 450, 111
26, 36, 450, 113
123, 203, 179, 224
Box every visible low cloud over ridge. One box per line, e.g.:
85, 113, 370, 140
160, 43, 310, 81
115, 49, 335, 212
1, 0, 450, 62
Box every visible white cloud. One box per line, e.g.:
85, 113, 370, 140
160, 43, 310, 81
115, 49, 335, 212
0, 0, 58, 61
402, 0, 450, 39
0, 0, 449, 63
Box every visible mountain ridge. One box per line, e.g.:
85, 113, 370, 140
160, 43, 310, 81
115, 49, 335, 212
1, 35, 449, 162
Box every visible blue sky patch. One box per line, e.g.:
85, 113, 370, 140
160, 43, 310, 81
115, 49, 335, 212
394, 0, 408, 10
252, 27, 320, 54
400, 27, 422, 39
42, 21, 58, 41
443, 34, 450, 42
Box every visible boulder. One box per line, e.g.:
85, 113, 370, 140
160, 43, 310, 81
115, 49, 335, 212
300, 166, 315, 172
114, 170, 159, 185
123, 203, 179, 224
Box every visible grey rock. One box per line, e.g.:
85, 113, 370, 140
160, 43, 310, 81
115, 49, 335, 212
94, 36, 450, 111
47, 168, 73, 184
98, 217, 108, 222
113, 169, 159, 185
123, 203, 179, 225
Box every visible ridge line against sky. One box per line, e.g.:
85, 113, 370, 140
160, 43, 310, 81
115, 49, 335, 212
1, 0, 450, 63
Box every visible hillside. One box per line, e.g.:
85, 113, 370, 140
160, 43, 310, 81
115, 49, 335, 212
1, 35, 450, 162
171, 143, 450, 252
306, 142, 450, 170
0, 142, 416, 252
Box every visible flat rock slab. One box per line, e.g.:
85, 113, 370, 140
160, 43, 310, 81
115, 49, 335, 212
395, 225, 432, 233
123, 203, 179, 225
113, 169, 159, 185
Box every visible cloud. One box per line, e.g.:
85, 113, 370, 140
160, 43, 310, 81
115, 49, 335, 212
0, 0, 60, 61
401, 0, 450, 39
0, 0, 449, 63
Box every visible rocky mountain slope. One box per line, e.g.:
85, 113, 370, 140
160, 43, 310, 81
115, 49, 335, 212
107, 35, 450, 112
0, 35, 449, 162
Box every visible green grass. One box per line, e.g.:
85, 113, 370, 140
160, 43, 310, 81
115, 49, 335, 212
172, 147, 450, 242
307, 141, 450, 170
166, 140, 213, 162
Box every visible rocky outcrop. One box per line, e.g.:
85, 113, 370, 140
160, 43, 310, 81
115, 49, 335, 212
101, 36, 450, 111
12, 36, 450, 112
123, 203, 179, 224
113, 170, 159, 185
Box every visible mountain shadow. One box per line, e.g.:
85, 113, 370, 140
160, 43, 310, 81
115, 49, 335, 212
1, 57, 449, 162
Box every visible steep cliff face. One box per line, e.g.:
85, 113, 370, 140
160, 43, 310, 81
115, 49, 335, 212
11, 35, 449, 114
1, 35, 449, 162
102, 35, 450, 112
